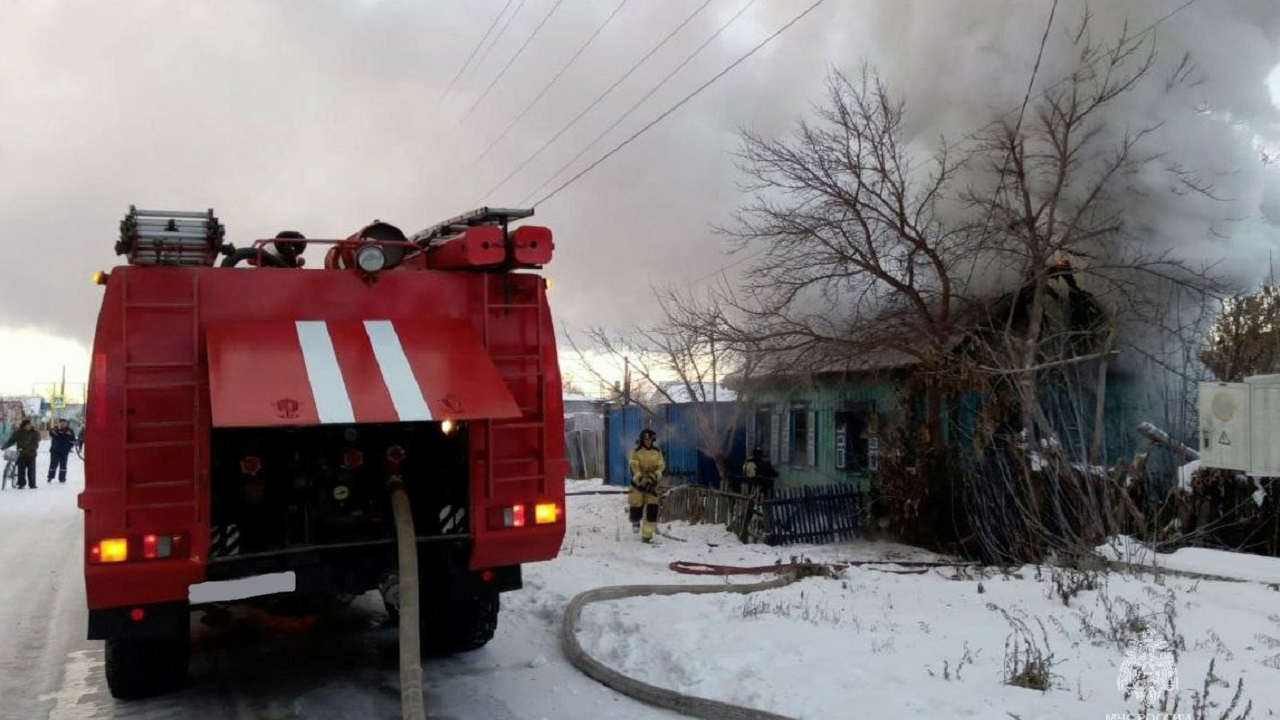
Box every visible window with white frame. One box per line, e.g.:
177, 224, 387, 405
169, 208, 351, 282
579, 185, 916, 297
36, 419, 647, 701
751, 405, 773, 457
789, 402, 812, 468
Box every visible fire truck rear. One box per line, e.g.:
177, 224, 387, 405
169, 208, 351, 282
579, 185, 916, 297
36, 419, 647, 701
79, 206, 567, 699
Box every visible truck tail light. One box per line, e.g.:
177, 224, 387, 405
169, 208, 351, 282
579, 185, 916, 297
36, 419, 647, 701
142, 533, 181, 559
488, 502, 561, 529
488, 504, 527, 529
507, 504, 526, 528
534, 503, 561, 524
90, 533, 185, 563
93, 538, 129, 563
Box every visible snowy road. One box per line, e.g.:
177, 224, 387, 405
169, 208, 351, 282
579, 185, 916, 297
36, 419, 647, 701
0, 452, 684, 720
0, 450, 89, 720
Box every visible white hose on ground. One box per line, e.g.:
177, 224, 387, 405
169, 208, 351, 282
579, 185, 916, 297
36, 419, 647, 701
561, 572, 813, 720
389, 477, 428, 720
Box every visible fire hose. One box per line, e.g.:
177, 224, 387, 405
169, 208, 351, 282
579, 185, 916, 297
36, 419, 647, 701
560, 562, 834, 720
387, 456, 427, 720
562, 559, 984, 719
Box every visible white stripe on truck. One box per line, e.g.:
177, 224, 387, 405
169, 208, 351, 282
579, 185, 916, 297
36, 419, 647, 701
364, 320, 434, 421
295, 321, 356, 424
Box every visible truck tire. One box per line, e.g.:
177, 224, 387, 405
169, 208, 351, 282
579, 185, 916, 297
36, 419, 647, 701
104, 636, 189, 700
422, 588, 499, 655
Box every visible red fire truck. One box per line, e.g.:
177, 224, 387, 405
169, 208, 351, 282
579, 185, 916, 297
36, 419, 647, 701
79, 206, 567, 699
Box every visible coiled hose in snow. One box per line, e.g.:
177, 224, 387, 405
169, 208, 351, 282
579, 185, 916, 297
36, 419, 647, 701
389, 476, 427, 720
560, 562, 837, 720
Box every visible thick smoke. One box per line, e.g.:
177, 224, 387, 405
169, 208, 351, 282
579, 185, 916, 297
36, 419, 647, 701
0, 0, 1275, 351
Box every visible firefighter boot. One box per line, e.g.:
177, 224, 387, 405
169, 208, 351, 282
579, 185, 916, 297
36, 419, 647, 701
641, 523, 656, 543
640, 502, 658, 543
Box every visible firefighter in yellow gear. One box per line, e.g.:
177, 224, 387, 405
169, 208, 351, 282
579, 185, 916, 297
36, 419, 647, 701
742, 446, 778, 498
628, 428, 665, 542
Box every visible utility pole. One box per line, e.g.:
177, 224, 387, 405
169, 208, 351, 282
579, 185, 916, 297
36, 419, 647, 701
710, 323, 718, 442
623, 357, 631, 406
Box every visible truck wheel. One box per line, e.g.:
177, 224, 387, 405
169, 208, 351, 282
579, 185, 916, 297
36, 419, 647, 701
104, 636, 189, 699
422, 588, 499, 654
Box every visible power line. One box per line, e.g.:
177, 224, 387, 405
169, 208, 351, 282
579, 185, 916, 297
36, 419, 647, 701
476, 0, 632, 163
439, 0, 517, 104
460, 0, 569, 124
465, 0, 531, 97
521, 0, 760, 205
476, 0, 717, 203
532, 0, 829, 207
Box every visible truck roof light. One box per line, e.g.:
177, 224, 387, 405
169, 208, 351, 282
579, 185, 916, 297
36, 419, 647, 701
356, 244, 387, 273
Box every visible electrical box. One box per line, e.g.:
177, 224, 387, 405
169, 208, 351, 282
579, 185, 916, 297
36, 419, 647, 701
1199, 377, 1280, 476
1246, 375, 1280, 476
1199, 382, 1250, 472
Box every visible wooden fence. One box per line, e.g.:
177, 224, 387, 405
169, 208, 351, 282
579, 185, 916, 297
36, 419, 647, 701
659, 484, 751, 527
763, 485, 864, 546
659, 483, 863, 546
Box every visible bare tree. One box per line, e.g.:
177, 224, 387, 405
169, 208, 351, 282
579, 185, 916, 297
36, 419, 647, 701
958, 15, 1229, 562
720, 11, 1238, 563
724, 65, 974, 450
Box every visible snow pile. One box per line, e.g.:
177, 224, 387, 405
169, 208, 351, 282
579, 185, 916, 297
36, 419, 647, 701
1099, 535, 1280, 584
496, 483, 1280, 718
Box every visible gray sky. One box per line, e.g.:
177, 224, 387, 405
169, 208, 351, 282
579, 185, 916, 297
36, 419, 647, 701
1, 0, 1278, 394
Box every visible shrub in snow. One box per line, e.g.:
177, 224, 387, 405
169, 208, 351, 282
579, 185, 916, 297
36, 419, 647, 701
990, 604, 1061, 692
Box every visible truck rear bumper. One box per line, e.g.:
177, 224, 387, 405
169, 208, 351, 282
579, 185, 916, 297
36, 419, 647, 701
88, 601, 189, 641
204, 536, 522, 600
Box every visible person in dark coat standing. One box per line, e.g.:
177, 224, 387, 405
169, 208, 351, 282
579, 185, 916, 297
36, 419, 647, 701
742, 446, 778, 499
48, 418, 76, 483
3, 419, 41, 489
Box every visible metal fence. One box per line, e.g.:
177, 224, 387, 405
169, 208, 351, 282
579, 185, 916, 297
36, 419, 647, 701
565, 412, 606, 479
605, 404, 746, 488
659, 483, 864, 546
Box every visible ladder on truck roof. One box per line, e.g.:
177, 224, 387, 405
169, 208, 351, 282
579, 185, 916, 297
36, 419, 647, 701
409, 207, 534, 245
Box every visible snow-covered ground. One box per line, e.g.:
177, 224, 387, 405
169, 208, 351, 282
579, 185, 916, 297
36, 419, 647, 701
7, 464, 1280, 719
